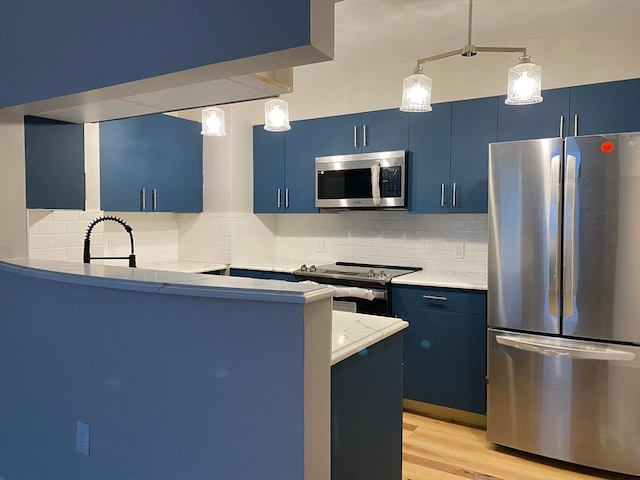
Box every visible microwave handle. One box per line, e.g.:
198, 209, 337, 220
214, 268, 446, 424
371, 163, 381, 206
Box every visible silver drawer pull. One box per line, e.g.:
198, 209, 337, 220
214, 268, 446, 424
423, 295, 448, 301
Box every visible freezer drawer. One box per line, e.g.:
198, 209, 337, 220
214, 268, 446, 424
487, 328, 640, 476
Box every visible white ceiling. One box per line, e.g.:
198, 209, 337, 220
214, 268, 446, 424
314, 0, 640, 73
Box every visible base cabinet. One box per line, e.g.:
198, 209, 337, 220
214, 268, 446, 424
392, 285, 487, 414
331, 333, 403, 480
229, 268, 295, 281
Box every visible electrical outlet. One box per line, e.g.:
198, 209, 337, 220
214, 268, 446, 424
315, 238, 324, 253
76, 421, 90, 456
108, 241, 118, 255
454, 241, 465, 259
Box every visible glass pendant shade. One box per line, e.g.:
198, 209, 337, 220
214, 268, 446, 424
264, 99, 291, 132
201, 107, 226, 136
505, 56, 543, 105
400, 67, 432, 112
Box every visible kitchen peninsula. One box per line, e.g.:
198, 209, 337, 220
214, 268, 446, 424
0, 258, 407, 480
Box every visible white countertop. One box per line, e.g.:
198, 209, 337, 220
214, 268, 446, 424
392, 269, 487, 290
141, 261, 228, 274
0, 258, 333, 304
230, 259, 304, 273
331, 310, 408, 366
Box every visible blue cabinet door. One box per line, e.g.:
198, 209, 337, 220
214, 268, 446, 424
450, 97, 497, 213
100, 114, 203, 212
145, 115, 202, 213
24, 116, 85, 210
569, 78, 640, 136
253, 126, 285, 213
361, 109, 410, 153
408, 103, 452, 213
285, 116, 343, 213
307, 113, 362, 155
395, 305, 486, 414
100, 117, 148, 212
392, 285, 487, 415
498, 87, 571, 141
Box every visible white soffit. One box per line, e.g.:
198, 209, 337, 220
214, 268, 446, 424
37, 72, 292, 124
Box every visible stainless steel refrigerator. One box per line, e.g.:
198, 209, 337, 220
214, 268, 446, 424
487, 132, 640, 476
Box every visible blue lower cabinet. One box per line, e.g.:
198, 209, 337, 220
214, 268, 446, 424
24, 116, 85, 210
392, 286, 487, 414
229, 269, 295, 281
331, 333, 403, 480
100, 113, 202, 213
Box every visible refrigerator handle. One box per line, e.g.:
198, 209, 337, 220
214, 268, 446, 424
564, 154, 578, 319
559, 116, 565, 137
496, 335, 636, 361
548, 155, 562, 318
574, 114, 579, 136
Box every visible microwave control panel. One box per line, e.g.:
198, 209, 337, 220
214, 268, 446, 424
381, 166, 402, 198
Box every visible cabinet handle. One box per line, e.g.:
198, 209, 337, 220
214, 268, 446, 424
423, 295, 448, 301
574, 114, 579, 136
452, 182, 458, 207
353, 126, 358, 148
277, 188, 282, 208
559, 115, 565, 138
285, 188, 290, 208
440, 183, 446, 207
362, 124, 368, 147
141, 188, 146, 211
152, 188, 157, 211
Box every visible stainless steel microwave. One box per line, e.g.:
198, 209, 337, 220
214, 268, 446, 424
315, 150, 407, 209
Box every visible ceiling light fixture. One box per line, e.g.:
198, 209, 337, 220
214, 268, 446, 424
264, 98, 291, 132
400, 0, 542, 112
201, 107, 226, 136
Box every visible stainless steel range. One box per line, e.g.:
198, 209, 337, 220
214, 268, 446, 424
293, 262, 421, 316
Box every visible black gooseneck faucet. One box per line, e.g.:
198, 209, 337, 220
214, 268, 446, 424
83, 216, 136, 267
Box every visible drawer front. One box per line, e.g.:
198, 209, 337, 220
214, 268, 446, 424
392, 285, 486, 315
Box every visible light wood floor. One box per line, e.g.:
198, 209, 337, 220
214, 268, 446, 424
402, 412, 638, 480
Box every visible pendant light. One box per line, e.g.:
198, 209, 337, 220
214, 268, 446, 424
201, 107, 226, 136
505, 55, 543, 105
400, 66, 432, 112
400, 0, 543, 112
264, 98, 291, 132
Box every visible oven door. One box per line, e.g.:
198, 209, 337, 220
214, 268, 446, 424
328, 285, 389, 316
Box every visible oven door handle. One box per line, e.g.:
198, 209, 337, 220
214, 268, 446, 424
326, 284, 387, 301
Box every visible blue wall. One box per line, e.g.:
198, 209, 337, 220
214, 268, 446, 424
0, 269, 310, 479
0, 0, 312, 107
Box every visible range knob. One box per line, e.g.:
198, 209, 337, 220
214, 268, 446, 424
309, 265, 317, 272
368, 269, 375, 277
379, 270, 387, 279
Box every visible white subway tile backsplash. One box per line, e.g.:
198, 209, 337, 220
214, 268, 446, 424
29, 206, 488, 274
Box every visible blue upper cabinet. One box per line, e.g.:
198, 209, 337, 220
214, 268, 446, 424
450, 97, 498, 214
304, 109, 410, 156
24, 116, 85, 210
409, 98, 495, 214
569, 78, 640, 136
253, 127, 286, 213
100, 114, 203, 213
252, 108, 410, 214
408, 103, 452, 214
253, 119, 320, 214
498, 88, 571, 141
0, 1, 329, 110
360, 109, 410, 153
